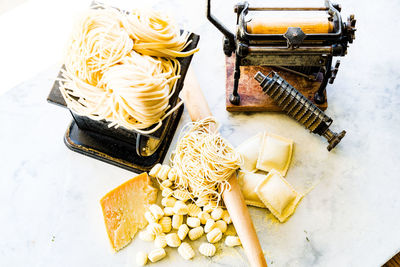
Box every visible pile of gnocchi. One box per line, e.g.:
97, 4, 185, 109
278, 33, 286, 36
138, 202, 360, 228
135, 164, 241, 266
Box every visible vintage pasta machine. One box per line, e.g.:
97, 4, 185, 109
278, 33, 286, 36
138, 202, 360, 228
206, 0, 356, 109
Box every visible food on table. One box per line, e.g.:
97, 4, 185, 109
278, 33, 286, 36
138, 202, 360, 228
256, 133, 293, 176
237, 171, 266, 208
59, 6, 198, 134
236, 132, 263, 172
178, 242, 195, 260
135, 251, 148, 266
100, 173, 157, 251
225, 235, 241, 247
199, 243, 216, 257
166, 233, 181, 248
148, 248, 166, 263
207, 228, 223, 243
188, 226, 204, 241
255, 169, 303, 222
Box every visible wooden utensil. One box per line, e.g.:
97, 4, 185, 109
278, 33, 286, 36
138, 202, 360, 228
181, 68, 268, 267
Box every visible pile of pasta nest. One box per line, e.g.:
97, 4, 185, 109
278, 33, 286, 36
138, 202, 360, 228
59, 4, 198, 134
135, 162, 242, 265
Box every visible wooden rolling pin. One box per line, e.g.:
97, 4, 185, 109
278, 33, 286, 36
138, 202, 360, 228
181, 68, 267, 267
247, 15, 334, 34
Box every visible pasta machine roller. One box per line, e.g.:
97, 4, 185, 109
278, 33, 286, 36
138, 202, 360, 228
206, 0, 356, 106
255, 71, 345, 151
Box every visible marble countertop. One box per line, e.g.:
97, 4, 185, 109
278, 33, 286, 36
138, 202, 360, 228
1, 0, 400, 266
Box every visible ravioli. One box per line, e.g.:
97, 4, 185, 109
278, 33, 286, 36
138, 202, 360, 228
237, 171, 266, 208
236, 133, 263, 172
256, 133, 293, 176
255, 169, 302, 222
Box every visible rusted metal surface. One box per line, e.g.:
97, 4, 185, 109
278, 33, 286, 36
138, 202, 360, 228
225, 55, 327, 112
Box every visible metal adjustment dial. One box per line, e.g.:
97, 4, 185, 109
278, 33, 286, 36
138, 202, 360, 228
345, 14, 357, 43
283, 27, 306, 48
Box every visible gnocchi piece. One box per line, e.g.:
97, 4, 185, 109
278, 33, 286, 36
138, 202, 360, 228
187, 203, 202, 217
161, 179, 173, 188
204, 219, 217, 233
188, 226, 204, 241
149, 163, 162, 177
199, 243, 216, 257
159, 216, 172, 233
157, 165, 171, 180
154, 233, 167, 248
144, 211, 157, 224
197, 211, 211, 224
139, 230, 155, 242
166, 233, 181, 247
186, 217, 201, 228
147, 223, 163, 236
161, 197, 176, 207
173, 189, 191, 202
173, 201, 188, 215
211, 207, 223, 221
162, 187, 173, 198
225, 235, 241, 247
163, 207, 174, 216
177, 224, 190, 240
178, 242, 195, 260
167, 168, 177, 181
203, 202, 217, 213
195, 195, 209, 207
148, 248, 166, 263
221, 210, 231, 224
149, 204, 164, 220
207, 228, 222, 243
136, 251, 148, 266
215, 220, 227, 233
172, 214, 184, 229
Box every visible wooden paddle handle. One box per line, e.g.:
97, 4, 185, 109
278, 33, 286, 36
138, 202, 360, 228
223, 175, 267, 267
182, 68, 267, 267
181, 68, 212, 120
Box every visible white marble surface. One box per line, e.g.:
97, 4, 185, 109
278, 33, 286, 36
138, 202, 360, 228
1, 0, 400, 266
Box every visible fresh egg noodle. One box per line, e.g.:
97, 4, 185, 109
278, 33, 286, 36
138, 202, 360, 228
172, 117, 242, 206
59, 5, 198, 134
124, 9, 196, 58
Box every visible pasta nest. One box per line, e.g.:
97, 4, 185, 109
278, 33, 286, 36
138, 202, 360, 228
59, 5, 198, 134
172, 117, 242, 205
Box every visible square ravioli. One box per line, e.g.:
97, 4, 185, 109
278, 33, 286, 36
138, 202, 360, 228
256, 132, 293, 176
236, 133, 263, 172
237, 171, 266, 208
255, 169, 302, 222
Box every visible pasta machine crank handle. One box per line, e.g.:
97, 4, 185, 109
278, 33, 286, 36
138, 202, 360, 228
230, 55, 242, 105
255, 71, 346, 151
206, 0, 235, 56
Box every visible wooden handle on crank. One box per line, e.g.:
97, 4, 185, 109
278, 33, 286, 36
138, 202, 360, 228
181, 68, 267, 267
